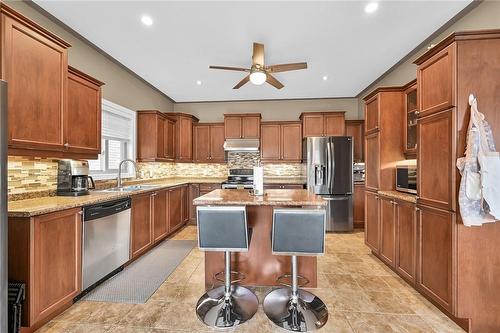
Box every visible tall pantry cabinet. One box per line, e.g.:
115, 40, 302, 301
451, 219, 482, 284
413, 30, 500, 333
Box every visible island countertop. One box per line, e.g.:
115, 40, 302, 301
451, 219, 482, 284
193, 189, 326, 206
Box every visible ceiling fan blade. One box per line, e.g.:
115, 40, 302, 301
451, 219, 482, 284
252, 43, 264, 66
209, 65, 250, 72
267, 62, 308, 73
266, 74, 284, 89
233, 75, 250, 89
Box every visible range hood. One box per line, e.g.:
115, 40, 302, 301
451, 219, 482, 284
223, 139, 260, 152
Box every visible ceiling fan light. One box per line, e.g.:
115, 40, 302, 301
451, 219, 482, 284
249, 71, 267, 85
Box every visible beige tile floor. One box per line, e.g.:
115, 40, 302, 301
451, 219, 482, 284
37, 226, 465, 333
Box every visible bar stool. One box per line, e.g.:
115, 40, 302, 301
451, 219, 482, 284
263, 208, 328, 332
195, 206, 258, 328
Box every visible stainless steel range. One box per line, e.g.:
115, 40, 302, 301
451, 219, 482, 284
221, 168, 254, 189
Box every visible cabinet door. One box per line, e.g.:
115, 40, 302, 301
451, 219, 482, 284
365, 133, 380, 191
417, 109, 455, 211
4, 14, 68, 152
302, 115, 324, 137
168, 187, 183, 233
242, 116, 261, 138
281, 123, 302, 162
164, 119, 175, 160
32, 208, 81, 324
194, 125, 210, 162
417, 44, 456, 117
189, 184, 200, 223
396, 201, 417, 284
152, 190, 168, 243
353, 183, 365, 228
131, 194, 152, 258
182, 185, 189, 223
324, 114, 345, 136
365, 95, 379, 134
224, 117, 242, 138
178, 117, 193, 161
210, 124, 225, 162
380, 197, 396, 267
261, 124, 281, 161
417, 205, 455, 312
365, 191, 380, 252
65, 69, 101, 156
404, 85, 418, 155
346, 121, 364, 162
156, 116, 165, 159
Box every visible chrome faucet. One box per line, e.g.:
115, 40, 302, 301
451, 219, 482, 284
117, 159, 138, 188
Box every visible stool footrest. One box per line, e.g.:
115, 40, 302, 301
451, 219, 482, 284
214, 270, 246, 284
276, 274, 310, 288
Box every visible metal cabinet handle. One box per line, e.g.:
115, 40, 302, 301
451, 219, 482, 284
415, 111, 420, 116
64, 143, 70, 148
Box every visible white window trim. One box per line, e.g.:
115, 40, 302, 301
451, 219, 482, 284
90, 99, 137, 181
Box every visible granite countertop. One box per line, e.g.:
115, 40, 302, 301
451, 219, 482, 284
193, 189, 326, 206
8, 177, 226, 218
377, 190, 417, 203
263, 177, 307, 185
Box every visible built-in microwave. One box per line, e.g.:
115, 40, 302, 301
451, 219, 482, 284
396, 165, 417, 194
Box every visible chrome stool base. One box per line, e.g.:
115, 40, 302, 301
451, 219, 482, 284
196, 285, 258, 329
263, 287, 328, 332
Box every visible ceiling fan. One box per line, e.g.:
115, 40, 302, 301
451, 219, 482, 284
209, 42, 307, 89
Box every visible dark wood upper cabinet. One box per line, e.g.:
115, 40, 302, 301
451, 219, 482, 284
345, 120, 364, 162
300, 112, 345, 137
224, 114, 261, 139
363, 88, 405, 192
417, 108, 455, 211
417, 43, 456, 117
137, 110, 176, 162
65, 66, 104, 158
1, 5, 70, 155
261, 121, 302, 163
165, 113, 199, 162
194, 123, 225, 162
403, 81, 418, 157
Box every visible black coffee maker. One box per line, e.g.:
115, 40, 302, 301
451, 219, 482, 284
57, 160, 95, 196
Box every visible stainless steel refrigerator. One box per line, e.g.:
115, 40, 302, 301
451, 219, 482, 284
0, 81, 8, 332
304, 136, 353, 232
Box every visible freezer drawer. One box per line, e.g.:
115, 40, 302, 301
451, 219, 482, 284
324, 195, 353, 232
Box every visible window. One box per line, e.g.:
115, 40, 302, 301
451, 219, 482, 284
88, 99, 136, 180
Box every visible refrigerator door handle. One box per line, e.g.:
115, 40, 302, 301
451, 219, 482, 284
323, 197, 349, 200
327, 141, 335, 190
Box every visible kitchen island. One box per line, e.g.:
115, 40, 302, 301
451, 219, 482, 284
193, 189, 326, 287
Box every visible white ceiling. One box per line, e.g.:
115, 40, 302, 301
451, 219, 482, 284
35, 1, 471, 102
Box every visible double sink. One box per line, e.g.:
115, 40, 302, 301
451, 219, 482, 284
100, 184, 162, 193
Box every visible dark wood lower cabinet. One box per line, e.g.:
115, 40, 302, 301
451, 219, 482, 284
364, 190, 380, 252
417, 205, 455, 313
189, 184, 200, 224
379, 197, 396, 267
8, 208, 82, 330
353, 183, 365, 229
131, 193, 153, 259
152, 190, 169, 243
396, 201, 417, 283
168, 186, 184, 233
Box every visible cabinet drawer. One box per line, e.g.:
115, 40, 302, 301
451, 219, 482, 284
417, 44, 456, 117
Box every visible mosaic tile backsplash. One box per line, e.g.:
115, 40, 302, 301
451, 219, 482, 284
8, 153, 304, 196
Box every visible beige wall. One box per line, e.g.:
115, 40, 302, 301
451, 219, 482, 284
357, 1, 500, 115
174, 98, 359, 122
6, 0, 174, 112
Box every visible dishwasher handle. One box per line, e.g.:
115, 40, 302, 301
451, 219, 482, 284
83, 198, 131, 221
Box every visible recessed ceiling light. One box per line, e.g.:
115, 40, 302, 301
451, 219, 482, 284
196, 80, 202, 85
141, 15, 153, 26
364, 2, 379, 14
322, 76, 328, 81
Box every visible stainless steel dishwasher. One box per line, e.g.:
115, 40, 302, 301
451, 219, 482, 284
82, 198, 131, 292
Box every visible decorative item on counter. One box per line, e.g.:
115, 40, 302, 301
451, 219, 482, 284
253, 166, 264, 196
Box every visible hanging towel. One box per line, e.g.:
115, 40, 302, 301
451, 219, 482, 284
456, 95, 500, 226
